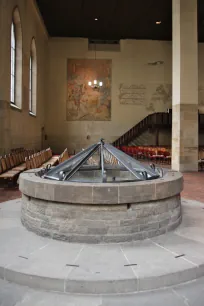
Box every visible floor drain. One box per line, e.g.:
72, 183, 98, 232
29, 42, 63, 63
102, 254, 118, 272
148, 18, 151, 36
124, 264, 137, 267
66, 264, 79, 267
18, 256, 28, 260
175, 254, 185, 258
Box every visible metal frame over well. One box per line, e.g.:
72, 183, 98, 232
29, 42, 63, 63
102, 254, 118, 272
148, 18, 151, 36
42, 139, 160, 182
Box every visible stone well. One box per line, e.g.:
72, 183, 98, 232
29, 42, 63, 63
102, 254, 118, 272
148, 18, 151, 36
19, 170, 183, 243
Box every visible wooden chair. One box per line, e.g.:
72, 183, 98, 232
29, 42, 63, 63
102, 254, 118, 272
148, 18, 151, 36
0, 157, 20, 182
8, 154, 15, 168
5, 155, 12, 169
12, 152, 26, 171
25, 157, 31, 170
42, 148, 59, 167
64, 148, 69, 160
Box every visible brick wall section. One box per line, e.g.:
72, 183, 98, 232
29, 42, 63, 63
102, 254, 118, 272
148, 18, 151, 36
21, 194, 181, 243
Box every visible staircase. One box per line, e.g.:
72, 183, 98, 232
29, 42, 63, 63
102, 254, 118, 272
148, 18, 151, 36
113, 112, 204, 147
130, 130, 156, 146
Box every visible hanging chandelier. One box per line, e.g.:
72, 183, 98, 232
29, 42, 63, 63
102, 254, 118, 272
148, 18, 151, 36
88, 80, 103, 90
88, 43, 103, 90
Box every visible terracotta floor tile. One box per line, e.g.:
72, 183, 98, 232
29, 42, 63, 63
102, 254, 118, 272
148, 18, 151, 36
181, 172, 204, 202
0, 187, 21, 203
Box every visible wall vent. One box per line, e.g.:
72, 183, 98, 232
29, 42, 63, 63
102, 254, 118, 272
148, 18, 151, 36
89, 39, 120, 45
88, 39, 120, 52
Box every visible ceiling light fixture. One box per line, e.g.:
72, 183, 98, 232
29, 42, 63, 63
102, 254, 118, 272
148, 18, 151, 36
94, 18, 98, 21
88, 43, 103, 90
156, 21, 161, 24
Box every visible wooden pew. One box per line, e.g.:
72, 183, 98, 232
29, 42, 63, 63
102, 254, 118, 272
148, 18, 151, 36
0, 157, 21, 183
27, 148, 60, 169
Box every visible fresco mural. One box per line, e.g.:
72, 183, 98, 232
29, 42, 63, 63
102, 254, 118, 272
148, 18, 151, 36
149, 84, 172, 111
66, 59, 112, 121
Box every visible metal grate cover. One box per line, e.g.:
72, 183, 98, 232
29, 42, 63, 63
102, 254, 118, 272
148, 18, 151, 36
43, 139, 160, 183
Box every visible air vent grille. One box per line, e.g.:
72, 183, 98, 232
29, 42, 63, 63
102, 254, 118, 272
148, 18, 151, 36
89, 39, 120, 45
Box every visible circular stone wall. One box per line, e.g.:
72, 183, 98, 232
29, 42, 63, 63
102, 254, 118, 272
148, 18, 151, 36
19, 170, 183, 243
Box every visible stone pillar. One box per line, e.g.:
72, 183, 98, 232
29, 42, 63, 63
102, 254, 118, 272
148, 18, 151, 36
172, 0, 198, 171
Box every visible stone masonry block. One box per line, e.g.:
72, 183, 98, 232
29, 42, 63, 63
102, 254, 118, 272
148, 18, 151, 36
159, 218, 170, 228
41, 221, 59, 231
93, 186, 118, 204
140, 222, 159, 231
167, 216, 182, 232
170, 207, 181, 223
87, 227, 108, 235
20, 172, 182, 243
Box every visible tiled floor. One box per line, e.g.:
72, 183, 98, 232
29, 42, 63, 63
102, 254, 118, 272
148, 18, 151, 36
0, 171, 204, 204
0, 187, 21, 203
181, 172, 204, 202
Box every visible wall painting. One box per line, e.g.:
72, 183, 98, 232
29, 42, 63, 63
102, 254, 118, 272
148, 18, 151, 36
66, 59, 111, 121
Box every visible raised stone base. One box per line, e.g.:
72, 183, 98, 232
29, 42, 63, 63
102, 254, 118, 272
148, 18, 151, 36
21, 194, 182, 243
0, 198, 204, 294
19, 170, 183, 243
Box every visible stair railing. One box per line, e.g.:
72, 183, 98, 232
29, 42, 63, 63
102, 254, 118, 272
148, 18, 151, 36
113, 112, 172, 147
113, 112, 204, 147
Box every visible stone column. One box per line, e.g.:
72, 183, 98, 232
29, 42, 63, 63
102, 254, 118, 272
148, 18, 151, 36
172, 0, 198, 171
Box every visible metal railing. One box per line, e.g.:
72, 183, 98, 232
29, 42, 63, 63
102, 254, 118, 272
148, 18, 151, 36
113, 112, 204, 147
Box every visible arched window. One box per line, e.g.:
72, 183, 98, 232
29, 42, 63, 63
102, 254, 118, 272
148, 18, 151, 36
10, 22, 15, 103
29, 38, 37, 115
10, 7, 22, 108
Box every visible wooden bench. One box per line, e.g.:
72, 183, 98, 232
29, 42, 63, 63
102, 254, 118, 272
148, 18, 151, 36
0, 157, 21, 183
0, 149, 35, 184
58, 148, 69, 164
42, 148, 59, 167
10, 153, 27, 171
25, 148, 60, 170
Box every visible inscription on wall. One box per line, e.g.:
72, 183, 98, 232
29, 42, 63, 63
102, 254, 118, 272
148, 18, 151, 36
119, 84, 146, 105
119, 83, 204, 109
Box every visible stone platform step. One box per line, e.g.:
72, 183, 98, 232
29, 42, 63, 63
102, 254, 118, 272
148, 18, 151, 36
1, 199, 204, 294
2, 277, 204, 306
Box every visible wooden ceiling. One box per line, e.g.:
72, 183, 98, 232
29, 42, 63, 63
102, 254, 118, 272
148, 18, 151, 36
36, 0, 204, 42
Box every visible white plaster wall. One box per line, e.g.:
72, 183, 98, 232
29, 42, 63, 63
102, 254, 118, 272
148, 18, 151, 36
0, 0, 48, 154
46, 38, 204, 153
46, 38, 173, 153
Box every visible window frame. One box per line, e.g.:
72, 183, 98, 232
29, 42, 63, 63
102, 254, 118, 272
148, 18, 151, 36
10, 21, 16, 104
10, 7, 23, 110
29, 54, 33, 113
29, 37, 37, 116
